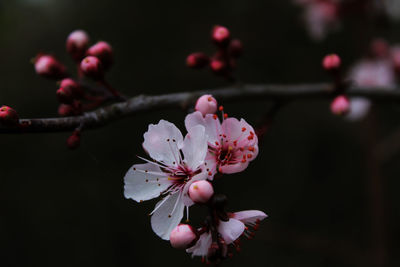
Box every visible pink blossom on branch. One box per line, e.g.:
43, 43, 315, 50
186, 210, 268, 260
124, 120, 214, 240
185, 111, 259, 174
346, 59, 396, 121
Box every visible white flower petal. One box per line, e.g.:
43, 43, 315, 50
143, 120, 183, 166
182, 125, 208, 170
186, 232, 212, 257
124, 163, 171, 202
151, 191, 185, 240
185, 111, 222, 144
346, 97, 371, 121
217, 218, 245, 244
233, 210, 268, 225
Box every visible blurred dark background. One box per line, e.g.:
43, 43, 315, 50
1, 0, 400, 266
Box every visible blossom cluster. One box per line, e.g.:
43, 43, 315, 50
186, 25, 243, 81
325, 38, 400, 120
294, 0, 400, 41
32, 30, 122, 149
123, 95, 267, 263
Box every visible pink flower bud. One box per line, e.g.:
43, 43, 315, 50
186, 52, 209, 69
34, 54, 66, 79
188, 180, 214, 203
170, 224, 198, 249
228, 39, 243, 58
0, 105, 19, 125
66, 30, 90, 61
330, 95, 350, 115
195, 94, 218, 116
56, 87, 74, 104
60, 78, 83, 98
87, 41, 113, 70
67, 130, 81, 150
80, 56, 104, 80
210, 58, 226, 74
58, 104, 74, 117
322, 54, 341, 71
212, 25, 230, 46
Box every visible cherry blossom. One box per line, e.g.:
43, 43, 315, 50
347, 59, 396, 120
124, 120, 211, 240
185, 111, 258, 175
186, 210, 268, 260
294, 0, 340, 41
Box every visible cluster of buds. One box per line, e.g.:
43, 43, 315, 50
186, 25, 243, 81
321, 53, 351, 116
32, 30, 121, 149
124, 94, 266, 263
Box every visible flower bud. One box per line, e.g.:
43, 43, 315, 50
186, 52, 209, 69
66, 30, 90, 61
58, 104, 74, 117
170, 224, 198, 249
80, 56, 104, 80
322, 54, 341, 71
56, 87, 74, 104
228, 39, 243, 58
87, 41, 113, 70
189, 180, 214, 204
212, 25, 230, 46
66, 130, 81, 150
0, 106, 19, 125
195, 94, 218, 116
34, 54, 66, 79
330, 95, 350, 115
60, 78, 83, 98
210, 58, 226, 74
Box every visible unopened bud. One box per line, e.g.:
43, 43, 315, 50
212, 25, 230, 46
80, 56, 104, 80
58, 104, 74, 117
330, 95, 350, 115
56, 87, 74, 104
322, 54, 341, 71
195, 94, 218, 116
228, 39, 243, 58
66, 130, 81, 150
0, 106, 19, 125
170, 224, 198, 249
210, 58, 226, 74
87, 41, 113, 70
34, 54, 66, 79
60, 78, 83, 98
189, 180, 214, 203
66, 30, 90, 61
186, 52, 209, 69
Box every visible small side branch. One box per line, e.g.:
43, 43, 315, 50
1, 83, 400, 134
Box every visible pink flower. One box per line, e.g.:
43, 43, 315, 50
347, 59, 395, 121
295, 0, 340, 41
124, 120, 211, 240
185, 111, 258, 175
186, 210, 267, 260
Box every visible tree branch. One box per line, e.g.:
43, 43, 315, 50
1, 83, 400, 134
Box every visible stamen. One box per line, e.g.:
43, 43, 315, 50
149, 194, 171, 215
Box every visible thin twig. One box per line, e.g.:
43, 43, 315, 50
2, 83, 400, 134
